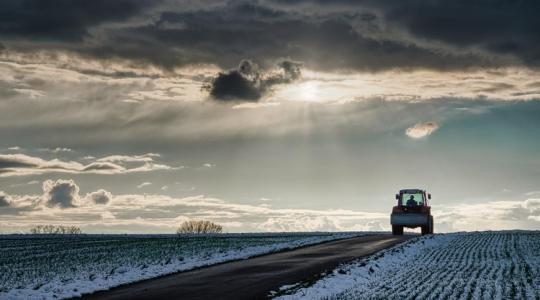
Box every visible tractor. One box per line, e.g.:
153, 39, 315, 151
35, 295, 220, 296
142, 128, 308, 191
391, 189, 433, 235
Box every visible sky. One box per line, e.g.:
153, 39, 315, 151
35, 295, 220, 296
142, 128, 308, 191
1, 0, 540, 233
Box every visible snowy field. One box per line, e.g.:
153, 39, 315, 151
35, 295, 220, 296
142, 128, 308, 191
276, 231, 540, 299
0, 232, 365, 300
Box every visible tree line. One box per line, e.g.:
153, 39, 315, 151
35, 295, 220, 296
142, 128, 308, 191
27, 220, 223, 235
30, 225, 82, 235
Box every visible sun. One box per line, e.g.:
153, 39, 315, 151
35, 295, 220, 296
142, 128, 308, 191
298, 81, 318, 101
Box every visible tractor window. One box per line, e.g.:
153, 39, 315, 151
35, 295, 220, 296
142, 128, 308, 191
401, 192, 424, 206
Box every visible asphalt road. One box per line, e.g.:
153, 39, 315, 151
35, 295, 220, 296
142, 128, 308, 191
79, 235, 412, 300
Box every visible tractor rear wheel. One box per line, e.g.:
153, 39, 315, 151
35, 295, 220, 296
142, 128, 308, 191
422, 216, 434, 235
392, 225, 403, 235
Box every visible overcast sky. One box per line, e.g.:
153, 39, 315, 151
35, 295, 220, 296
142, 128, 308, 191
1, 0, 539, 233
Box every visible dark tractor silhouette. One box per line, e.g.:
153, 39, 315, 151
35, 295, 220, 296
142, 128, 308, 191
391, 189, 433, 235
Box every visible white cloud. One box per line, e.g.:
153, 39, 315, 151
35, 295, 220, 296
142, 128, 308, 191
12, 88, 45, 99
101, 211, 116, 221
0, 153, 175, 177
433, 198, 540, 232
39, 147, 73, 153
259, 215, 341, 232
86, 189, 113, 205
40, 179, 114, 209
405, 122, 440, 139
232, 102, 281, 109
137, 182, 152, 189
97, 153, 160, 163
9, 180, 40, 188
0, 191, 11, 207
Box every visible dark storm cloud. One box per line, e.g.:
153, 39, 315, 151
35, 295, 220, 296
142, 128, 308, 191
0, 0, 155, 42
371, 0, 540, 66
204, 60, 301, 101
1, 0, 540, 71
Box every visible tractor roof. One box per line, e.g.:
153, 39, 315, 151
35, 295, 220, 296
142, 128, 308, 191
399, 189, 425, 193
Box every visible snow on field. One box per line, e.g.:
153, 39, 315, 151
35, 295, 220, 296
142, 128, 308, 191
276, 231, 540, 300
0, 232, 367, 300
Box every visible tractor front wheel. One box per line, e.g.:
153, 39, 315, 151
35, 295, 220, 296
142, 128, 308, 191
392, 225, 403, 235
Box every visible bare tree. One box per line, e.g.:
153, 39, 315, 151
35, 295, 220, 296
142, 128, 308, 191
29, 225, 82, 235
67, 226, 82, 234
30, 225, 44, 234
177, 220, 223, 234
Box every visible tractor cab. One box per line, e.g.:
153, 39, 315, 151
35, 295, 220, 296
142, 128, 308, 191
395, 189, 430, 212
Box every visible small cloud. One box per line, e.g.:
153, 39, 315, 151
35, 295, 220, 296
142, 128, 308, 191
7, 146, 22, 151
101, 211, 116, 221
0, 191, 12, 207
9, 180, 40, 188
258, 215, 341, 232
42, 179, 80, 208
364, 221, 385, 231
405, 122, 440, 139
97, 153, 160, 163
42, 179, 113, 208
39, 147, 73, 153
86, 189, 112, 205
525, 191, 540, 197
203, 163, 215, 168
232, 102, 280, 109
137, 182, 152, 189
161, 185, 169, 191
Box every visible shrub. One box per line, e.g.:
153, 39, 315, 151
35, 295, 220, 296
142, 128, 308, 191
177, 220, 223, 234
30, 225, 82, 235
